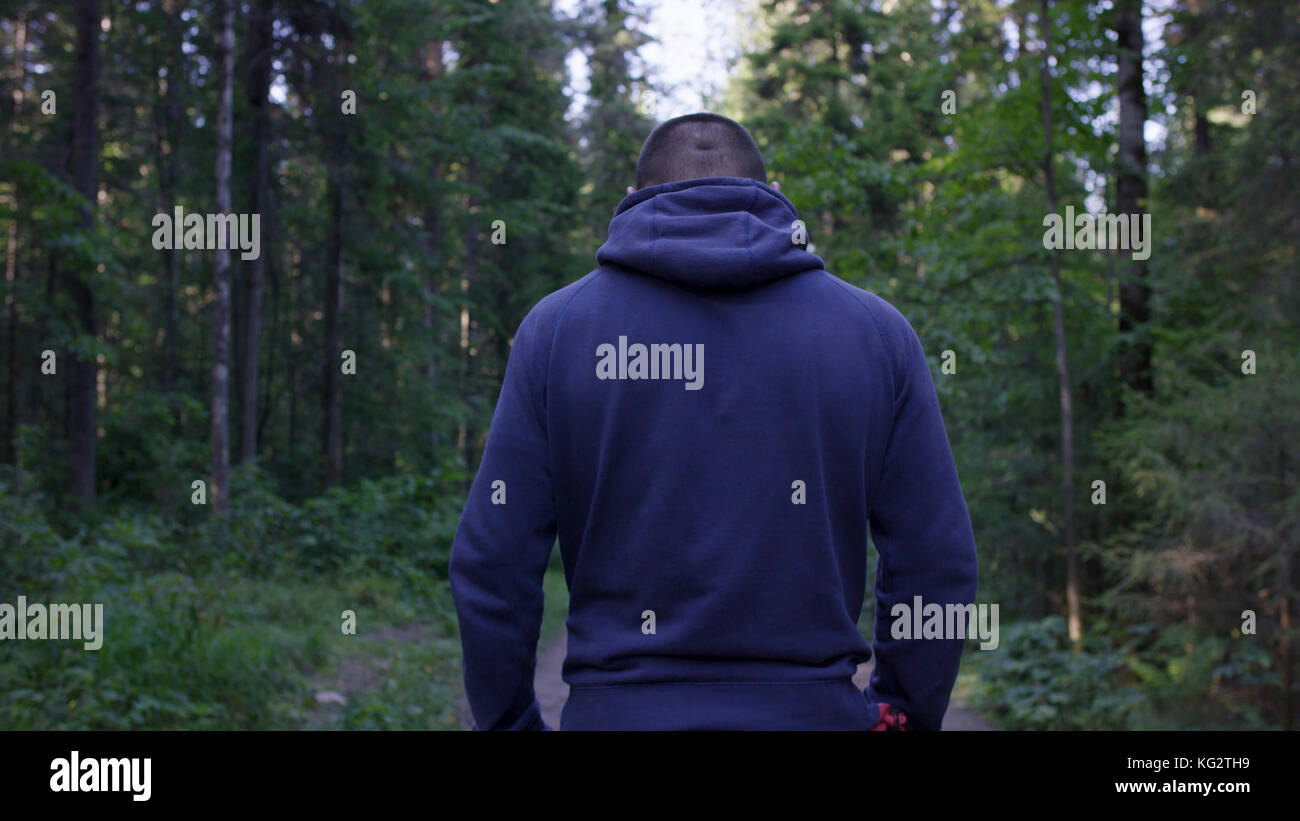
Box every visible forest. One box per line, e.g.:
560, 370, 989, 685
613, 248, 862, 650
0, 0, 1296, 731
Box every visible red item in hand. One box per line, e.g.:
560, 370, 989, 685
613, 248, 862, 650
871, 703, 909, 731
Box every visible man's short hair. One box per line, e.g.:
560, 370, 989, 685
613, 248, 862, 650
635, 113, 767, 189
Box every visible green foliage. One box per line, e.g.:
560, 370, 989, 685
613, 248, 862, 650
253, 470, 465, 579
964, 617, 1146, 730
0, 468, 466, 730
963, 616, 1276, 730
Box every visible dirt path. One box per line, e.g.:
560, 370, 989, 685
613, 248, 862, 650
526, 627, 994, 730
306, 625, 438, 729
534, 627, 571, 729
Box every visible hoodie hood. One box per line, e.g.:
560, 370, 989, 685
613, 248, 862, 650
595, 176, 826, 291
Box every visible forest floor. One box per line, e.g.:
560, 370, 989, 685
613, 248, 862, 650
294, 579, 466, 731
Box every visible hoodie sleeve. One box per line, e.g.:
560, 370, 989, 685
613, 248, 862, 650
864, 303, 978, 731
449, 305, 557, 731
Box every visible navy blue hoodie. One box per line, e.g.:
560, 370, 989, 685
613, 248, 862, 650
449, 176, 978, 731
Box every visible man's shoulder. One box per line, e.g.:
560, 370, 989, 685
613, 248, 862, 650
511, 270, 605, 354
807, 269, 916, 343
537, 269, 604, 314
517, 267, 917, 353
521, 269, 601, 325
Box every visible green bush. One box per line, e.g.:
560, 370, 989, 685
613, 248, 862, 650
0, 464, 467, 730
962, 615, 1275, 730
963, 616, 1146, 730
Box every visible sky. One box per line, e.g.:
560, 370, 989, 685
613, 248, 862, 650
559, 0, 1176, 148
558, 0, 750, 123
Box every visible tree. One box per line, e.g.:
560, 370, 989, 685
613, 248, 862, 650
3, 11, 27, 464
239, 0, 273, 464
211, 0, 235, 511
153, 0, 186, 395
576, 0, 652, 239
318, 13, 350, 489
1114, 0, 1151, 397
67, 0, 101, 508
1037, 0, 1081, 644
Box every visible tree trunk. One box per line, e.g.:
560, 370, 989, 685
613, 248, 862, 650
318, 20, 348, 490
422, 39, 444, 453
68, 0, 101, 508
322, 172, 344, 488
211, 0, 235, 512
258, 216, 279, 450
1115, 0, 1151, 398
1192, 101, 1211, 155
157, 0, 183, 395
4, 14, 27, 465
288, 245, 302, 457
1186, 8, 1214, 202
239, 0, 272, 464
1040, 0, 1081, 644
3, 200, 16, 467
423, 201, 442, 454
459, 165, 479, 486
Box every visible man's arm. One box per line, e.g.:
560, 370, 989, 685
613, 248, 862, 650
865, 306, 978, 731
449, 308, 557, 730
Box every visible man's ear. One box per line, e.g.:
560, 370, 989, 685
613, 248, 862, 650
771, 180, 780, 192
626, 185, 635, 195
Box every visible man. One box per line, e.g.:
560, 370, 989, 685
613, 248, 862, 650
449, 112, 978, 730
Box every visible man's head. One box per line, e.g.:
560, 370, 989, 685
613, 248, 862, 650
634, 113, 767, 190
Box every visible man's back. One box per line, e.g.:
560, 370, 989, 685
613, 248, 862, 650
450, 175, 978, 730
